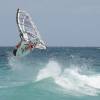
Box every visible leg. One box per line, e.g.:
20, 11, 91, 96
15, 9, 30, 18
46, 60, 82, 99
16, 41, 21, 48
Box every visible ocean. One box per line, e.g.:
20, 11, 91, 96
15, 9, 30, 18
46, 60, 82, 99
0, 47, 100, 100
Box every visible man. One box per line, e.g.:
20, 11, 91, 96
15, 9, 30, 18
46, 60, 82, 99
13, 41, 22, 56
13, 33, 35, 56
13, 32, 23, 56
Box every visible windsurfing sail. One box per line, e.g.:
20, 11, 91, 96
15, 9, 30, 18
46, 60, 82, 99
16, 8, 46, 49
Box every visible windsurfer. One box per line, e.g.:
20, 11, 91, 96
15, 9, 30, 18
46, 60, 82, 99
13, 8, 46, 57
13, 33, 34, 56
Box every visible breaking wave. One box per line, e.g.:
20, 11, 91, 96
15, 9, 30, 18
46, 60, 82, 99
0, 53, 100, 96
36, 60, 100, 96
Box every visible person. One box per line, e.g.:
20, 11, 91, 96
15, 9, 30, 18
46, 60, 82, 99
13, 41, 22, 56
13, 33, 23, 56
13, 33, 36, 56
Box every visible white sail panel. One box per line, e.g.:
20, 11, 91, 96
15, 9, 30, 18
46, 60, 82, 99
16, 8, 46, 49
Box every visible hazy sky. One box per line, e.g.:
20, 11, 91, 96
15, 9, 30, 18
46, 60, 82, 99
0, 0, 100, 47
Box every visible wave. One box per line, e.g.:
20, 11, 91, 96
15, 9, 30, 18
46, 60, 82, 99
0, 55, 37, 88
1, 54, 100, 96
36, 60, 100, 96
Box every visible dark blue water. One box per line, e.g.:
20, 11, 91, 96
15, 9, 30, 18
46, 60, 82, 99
0, 47, 100, 100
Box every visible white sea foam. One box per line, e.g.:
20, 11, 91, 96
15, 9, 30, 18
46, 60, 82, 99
36, 60, 100, 96
2, 55, 36, 88
7, 56, 100, 96
36, 60, 61, 81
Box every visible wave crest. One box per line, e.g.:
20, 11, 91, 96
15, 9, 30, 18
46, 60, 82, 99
36, 60, 100, 96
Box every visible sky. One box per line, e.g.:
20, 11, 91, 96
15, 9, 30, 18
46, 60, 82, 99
0, 0, 100, 47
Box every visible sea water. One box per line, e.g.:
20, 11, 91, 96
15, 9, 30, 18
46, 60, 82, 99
0, 47, 100, 100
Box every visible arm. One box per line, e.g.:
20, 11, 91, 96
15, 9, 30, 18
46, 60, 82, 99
20, 33, 23, 40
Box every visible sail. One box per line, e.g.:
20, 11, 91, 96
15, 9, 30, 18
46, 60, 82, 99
16, 8, 46, 49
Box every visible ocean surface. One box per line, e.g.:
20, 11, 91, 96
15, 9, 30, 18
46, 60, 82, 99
0, 47, 100, 100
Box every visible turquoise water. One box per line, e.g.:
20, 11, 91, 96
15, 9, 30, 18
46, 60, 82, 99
0, 47, 100, 100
